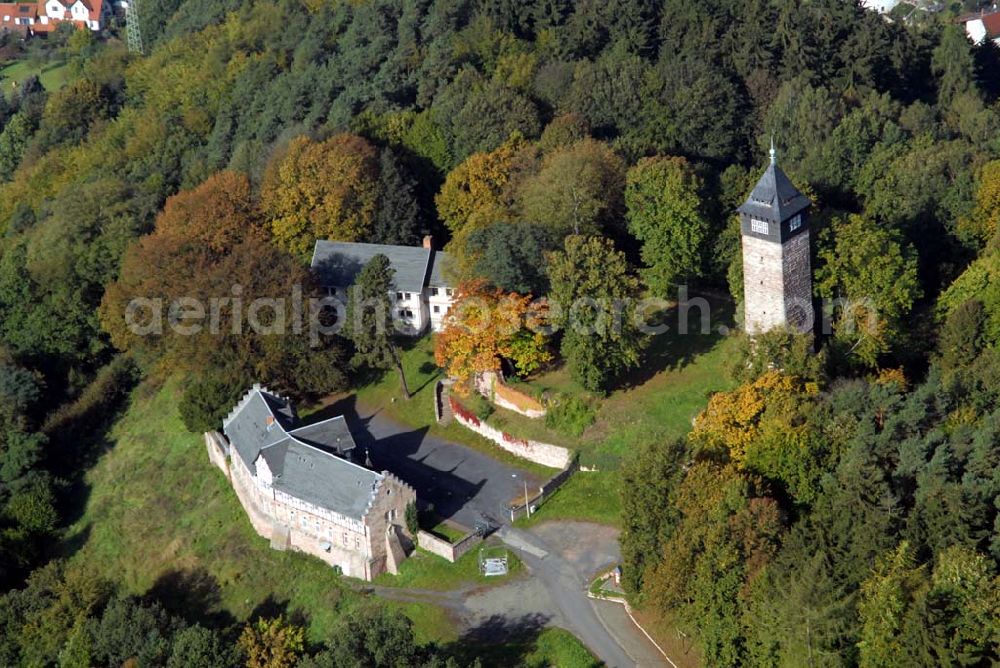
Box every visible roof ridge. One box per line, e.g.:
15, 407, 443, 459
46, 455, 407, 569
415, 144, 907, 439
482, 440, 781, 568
286, 434, 379, 476
288, 415, 347, 432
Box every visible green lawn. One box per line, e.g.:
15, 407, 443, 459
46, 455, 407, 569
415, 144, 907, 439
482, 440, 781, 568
519, 302, 740, 470
374, 542, 522, 591
0, 58, 71, 96
519, 471, 621, 527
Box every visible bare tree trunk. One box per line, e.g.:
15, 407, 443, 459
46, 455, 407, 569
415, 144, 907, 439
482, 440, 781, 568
392, 346, 411, 399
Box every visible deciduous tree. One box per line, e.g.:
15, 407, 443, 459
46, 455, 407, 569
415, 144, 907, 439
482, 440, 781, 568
237, 616, 304, 668
816, 214, 921, 367
625, 156, 709, 294
520, 139, 625, 237
546, 235, 642, 393
262, 134, 379, 257
434, 280, 550, 386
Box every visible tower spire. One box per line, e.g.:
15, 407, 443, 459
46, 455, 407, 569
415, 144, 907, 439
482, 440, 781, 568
769, 135, 776, 165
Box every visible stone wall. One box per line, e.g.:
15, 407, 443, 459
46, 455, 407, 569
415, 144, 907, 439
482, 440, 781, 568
742, 233, 787, 334
742, 229, 814, 335
449, 396, 572, 469
475, 371, 546, 419
205, 431, 230, 479
417, 529, 483, 563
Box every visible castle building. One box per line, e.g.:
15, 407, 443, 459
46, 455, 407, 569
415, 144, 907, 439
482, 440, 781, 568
737, 142, 814, 335
206, 384, 416, 581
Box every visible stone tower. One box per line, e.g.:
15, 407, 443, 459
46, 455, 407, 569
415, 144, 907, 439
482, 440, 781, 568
737, 142, 814, 335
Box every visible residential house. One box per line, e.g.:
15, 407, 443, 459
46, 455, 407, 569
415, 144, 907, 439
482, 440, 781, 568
0, 0, 109, 34
962, 8, 1000, 45
207, 384, 416, 581
860, 0, 901, 14
310, 236, 456, 335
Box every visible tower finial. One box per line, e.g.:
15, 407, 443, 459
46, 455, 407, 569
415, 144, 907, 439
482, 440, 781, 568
769, 135, 776, 165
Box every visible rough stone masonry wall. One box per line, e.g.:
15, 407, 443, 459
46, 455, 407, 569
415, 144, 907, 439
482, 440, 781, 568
205, 432, 230, 479
742, 231, 814, 335
781, 230, 815, 334
417, 529, 484, 563
742, 234, 787, 334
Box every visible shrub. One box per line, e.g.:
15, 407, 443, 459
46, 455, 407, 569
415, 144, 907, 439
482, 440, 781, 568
545, 395, 595, 438
404, 502, 418, 537
465, 392, 494, 421
42, 356, 140, 437
179, 372, 251, 434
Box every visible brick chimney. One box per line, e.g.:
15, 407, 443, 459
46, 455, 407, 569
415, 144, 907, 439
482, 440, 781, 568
422, 235, 434, 250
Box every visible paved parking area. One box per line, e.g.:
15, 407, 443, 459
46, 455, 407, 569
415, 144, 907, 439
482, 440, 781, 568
345, 406, 543, 529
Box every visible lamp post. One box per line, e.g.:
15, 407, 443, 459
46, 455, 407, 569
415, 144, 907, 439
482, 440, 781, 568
513, 473, 530, 519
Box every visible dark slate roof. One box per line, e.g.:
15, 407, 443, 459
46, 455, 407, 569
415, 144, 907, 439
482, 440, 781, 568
221, 385, 382, 520
736, 160, 811, 223
427, 250, 453, 288
288, 416, 356, 455
259, 438, 381, 520
222, 387, 297, 469
311, 241, 431, 293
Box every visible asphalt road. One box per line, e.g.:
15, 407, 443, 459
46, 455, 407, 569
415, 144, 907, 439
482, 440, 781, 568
498, 525, 639, 667
343, 404, 542, 529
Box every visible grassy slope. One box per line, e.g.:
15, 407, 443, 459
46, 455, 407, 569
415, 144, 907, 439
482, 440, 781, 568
64, 377, 361, 641
364, 305, 739, 528
65, 376, 596, 664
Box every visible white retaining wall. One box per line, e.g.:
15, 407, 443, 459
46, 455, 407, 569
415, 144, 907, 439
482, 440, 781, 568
451, 406, 572, 469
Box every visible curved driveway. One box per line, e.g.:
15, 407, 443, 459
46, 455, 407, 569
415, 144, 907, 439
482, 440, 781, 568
324, 400, 664, 667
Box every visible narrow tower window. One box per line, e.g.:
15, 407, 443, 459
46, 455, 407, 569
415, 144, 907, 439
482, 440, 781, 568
789, 214, 802, 231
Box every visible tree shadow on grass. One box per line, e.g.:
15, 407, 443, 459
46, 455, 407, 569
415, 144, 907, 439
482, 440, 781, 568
247, 594, 310, 629
616, 298, 736, 391
146, 567, 236, 629
442, 613, 552, 666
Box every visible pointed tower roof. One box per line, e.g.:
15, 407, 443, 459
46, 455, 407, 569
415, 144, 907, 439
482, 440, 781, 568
737, 143, 811, 223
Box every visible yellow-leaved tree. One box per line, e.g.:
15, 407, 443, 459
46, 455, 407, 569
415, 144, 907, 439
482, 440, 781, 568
262, 133, 379, 257
434, 280, 550, 388
435, 136, 537, 273
690, 370, 804, 467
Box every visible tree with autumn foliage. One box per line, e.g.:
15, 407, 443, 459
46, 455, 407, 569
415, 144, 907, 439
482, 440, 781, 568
961, 159, 1000, 245
434, 280, 550, 388
435, 136, 538, 274
237, 616, 304, 668
262, 133, 379, 258
100, 172, 348, 403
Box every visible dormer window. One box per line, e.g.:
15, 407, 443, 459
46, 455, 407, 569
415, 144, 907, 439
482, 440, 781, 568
789, 214, 802, 232
750, 218, 769, 235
